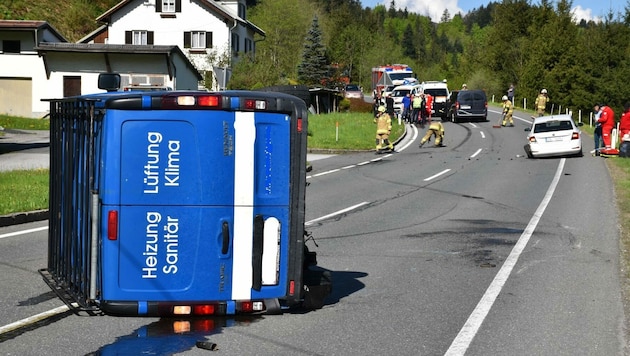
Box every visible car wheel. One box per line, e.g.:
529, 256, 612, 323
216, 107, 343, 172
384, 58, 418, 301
524, 144, 534, 158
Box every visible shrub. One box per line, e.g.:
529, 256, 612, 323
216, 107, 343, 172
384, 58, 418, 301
339, 98, 351, 112
348, 98, 374, 114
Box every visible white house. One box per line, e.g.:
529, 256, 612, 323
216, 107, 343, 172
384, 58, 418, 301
0, 19, 203, 118
0, 20, 67, 118
81, 0, 265, 90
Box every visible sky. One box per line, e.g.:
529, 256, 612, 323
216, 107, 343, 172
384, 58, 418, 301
360, 0, 623, 23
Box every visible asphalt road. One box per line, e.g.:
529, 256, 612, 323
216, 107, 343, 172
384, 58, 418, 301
0, 109, 626, 355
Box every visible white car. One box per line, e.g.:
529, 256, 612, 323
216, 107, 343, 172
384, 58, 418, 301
391, 84, 422, 117
524, 114, 583, 158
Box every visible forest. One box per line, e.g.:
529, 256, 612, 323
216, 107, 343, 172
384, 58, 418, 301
2, 0, 630, 116
231, 0, 630, 117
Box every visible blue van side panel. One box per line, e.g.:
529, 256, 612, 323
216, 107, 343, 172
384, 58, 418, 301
98, 109, 292, 302
101, 206, 234, 301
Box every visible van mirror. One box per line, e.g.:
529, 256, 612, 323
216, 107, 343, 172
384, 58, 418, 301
98, 73, 121, 92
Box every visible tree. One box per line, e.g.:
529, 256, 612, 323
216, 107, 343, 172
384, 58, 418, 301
297, 16, 329, 86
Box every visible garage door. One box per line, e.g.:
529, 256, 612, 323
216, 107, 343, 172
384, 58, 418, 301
0, 78, 32, 118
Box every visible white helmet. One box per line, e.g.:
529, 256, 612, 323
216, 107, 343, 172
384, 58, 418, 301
502, 95, 508, 101
541, 88, 547, 94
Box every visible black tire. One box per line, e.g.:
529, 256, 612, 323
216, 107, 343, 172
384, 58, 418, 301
524, 144, 534, 158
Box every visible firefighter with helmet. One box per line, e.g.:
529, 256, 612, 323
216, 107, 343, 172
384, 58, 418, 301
535, 88, 549, 116
419, 121, 445, 148
502, 95, 514, 127
374, 105, 394, 152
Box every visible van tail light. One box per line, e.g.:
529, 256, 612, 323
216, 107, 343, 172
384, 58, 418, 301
107, 210, 118, 240
529, 136, 537, 143
572, 132, 579, 140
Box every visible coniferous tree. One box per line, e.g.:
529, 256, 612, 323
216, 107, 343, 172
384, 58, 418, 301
297, 16, 329, 86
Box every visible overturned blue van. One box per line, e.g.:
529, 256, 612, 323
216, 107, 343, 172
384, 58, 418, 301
39, 74, 328, 317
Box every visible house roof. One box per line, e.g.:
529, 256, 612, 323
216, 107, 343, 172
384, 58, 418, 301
35, 42, 203, 80
0, 20, 68, 42
95, 0, 265, 36
77, 24, 108, 44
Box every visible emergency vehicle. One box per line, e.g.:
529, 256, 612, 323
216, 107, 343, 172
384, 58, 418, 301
39, 73, 330, 317
420, 81, 450, 119
371, 64, 415, 96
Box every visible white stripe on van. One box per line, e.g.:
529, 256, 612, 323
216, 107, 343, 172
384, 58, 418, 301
232, 112, 256, 300
262, 217, 280, 285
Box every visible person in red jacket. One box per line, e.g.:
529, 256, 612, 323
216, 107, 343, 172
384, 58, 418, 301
619, 102, 630, 140
595, 103, 615, 149
424, 92, 433, 124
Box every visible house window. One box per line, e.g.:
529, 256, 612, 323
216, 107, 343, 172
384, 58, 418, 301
231, 33, 240, 53
156, 0, 181, 13
125, 31, 154, 45
244, 38, 252, 53
162, 0, 176, 13
133, 31, 148, 45
2, 40, 20, 53
191, 31, 206, 49
184, 31, 212, 49
238, 3, 246, 19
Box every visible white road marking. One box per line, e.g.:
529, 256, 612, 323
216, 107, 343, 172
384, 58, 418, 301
0, 305, 72, 336
0, 226, 48, 239
445, 158, 566, 356
470, 148, 483, 159
306, 124, 419, 179
305, 202, 370, 226
424, 169, 451, 181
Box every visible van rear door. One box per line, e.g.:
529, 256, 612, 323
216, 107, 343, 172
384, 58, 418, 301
99, 104, 291, 308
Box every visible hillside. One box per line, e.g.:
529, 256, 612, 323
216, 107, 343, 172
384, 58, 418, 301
0, 0, 119, 42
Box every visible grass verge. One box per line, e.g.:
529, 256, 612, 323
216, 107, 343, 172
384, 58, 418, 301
0, 169, 49, 215
308, 112, 404, 151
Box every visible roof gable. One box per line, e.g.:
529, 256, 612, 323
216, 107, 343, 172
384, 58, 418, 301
0, 20, 68, 42
95, 0, 264, 36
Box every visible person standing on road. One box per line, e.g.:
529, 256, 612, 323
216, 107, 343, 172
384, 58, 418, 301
535, 89, 549, 116
423, 92, 433, 125
594, 103, 615, 151
402, 93, 411, 123
385, 93, 396, 120
374, 105, 394, 151
419, 121, 445, 148
501, 95, 514, 127
411, 93, 423, 125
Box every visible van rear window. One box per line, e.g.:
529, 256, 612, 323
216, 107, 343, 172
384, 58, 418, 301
424, 89, 448, 96
534, 120, 573, 133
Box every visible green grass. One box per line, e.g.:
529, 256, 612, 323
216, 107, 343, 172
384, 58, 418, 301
0, 169, 49, 215
308, 112, 404, 151
0, 115, 50, 131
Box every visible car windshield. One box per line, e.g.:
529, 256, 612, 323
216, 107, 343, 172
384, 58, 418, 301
345, 85, 360, 91
424, 89, 448, 96
533, 120, 574, 133
393, 89, 410, 97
